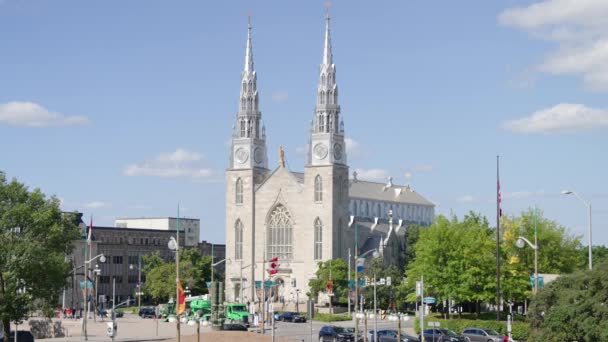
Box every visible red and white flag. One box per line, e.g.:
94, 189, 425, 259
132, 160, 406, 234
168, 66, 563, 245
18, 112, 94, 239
498, 179, 502, 218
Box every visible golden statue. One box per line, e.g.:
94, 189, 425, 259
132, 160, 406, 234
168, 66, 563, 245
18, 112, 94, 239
279, 145, 285, 167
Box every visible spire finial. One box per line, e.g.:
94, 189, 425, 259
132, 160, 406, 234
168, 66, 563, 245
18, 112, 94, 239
279, 145, 285, 167
244, 11, 254, 73
322, 2, 332, 65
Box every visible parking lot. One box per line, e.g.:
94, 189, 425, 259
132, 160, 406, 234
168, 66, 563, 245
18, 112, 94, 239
17, 312, 415, 341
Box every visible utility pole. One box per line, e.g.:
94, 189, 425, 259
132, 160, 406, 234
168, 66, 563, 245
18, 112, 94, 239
347, 248, 351, 316
138, 255, 142, 313
374, 273, 378, 342
176, 207, 181, 342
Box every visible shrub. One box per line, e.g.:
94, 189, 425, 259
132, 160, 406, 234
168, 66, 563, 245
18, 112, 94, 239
314, 313, 352, 322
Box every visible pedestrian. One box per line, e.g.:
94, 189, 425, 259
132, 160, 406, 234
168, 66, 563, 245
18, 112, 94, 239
79, 307, 83, 319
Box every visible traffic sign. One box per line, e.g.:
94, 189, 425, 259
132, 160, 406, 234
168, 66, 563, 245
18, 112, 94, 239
416, 281, 421, 296
423, 297, 436, 304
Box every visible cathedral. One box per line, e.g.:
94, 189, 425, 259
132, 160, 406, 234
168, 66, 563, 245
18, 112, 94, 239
224, 13, 435, 304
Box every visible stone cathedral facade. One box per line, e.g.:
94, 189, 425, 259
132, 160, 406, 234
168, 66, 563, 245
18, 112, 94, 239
225, 15, 435, 304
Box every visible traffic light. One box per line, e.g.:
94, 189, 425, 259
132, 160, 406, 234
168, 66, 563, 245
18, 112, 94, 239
268, 256, 279, 275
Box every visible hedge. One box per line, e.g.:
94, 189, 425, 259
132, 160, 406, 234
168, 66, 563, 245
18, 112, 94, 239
413, 317, 530, 341
314, 313, 353, 322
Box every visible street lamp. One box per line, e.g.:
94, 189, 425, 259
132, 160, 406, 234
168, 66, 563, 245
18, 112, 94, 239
562, 190, 593, 270
129, 256, 143, 314
515, 236, 539, 295
81, 254, 106, 341
93, 264, 101, 322
356, 248, 380, 342
168, 236, 180, 342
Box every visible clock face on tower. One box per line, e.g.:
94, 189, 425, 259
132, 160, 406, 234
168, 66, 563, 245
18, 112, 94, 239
333, 143, 343, 160
254, 147, 263, 164
235, 148, 249, 164
313, 143, 328, 160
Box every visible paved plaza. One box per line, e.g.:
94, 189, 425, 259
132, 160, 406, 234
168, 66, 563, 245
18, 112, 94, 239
13, 312, 415, 342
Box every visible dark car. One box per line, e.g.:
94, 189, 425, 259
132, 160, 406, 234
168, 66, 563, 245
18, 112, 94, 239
8, 331, 35, 342
223, 323, 248, 331
421, 329, 466, 342
139, 307, 157, 318
461, 328, 504, 342
319, 326, 360, 342
278, 311, 306, 323
369, 329, 419, 342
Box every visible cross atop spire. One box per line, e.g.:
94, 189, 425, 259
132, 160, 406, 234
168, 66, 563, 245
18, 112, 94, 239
322, 2, 333, 65
244, 13, 254, 73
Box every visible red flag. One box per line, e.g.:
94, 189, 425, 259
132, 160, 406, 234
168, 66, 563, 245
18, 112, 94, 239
177, 281, 186, 315
269, 256, 279, 263
498, 179, 502, 217
88, 216, 93, 250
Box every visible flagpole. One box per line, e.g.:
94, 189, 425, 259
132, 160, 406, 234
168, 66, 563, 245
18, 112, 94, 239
176, 205, 180, 342
496, 155, 501, 321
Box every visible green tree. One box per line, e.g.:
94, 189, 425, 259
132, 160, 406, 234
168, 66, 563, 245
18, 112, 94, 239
527, 259, 608, 341
0, 172, 80, 335
143, 248, 212, 303
308, 259, 349, 305
403, 224, 421, 266
362, 257, 402, 310
405, 213, 496, 316
501, 208, 582, 302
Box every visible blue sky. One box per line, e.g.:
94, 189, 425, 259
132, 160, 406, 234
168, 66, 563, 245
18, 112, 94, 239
1, 0, 607, 246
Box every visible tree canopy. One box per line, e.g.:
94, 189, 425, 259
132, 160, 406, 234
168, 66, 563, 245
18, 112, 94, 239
527, 259, 608, 341
308, 259, 349, 304
142, 249, 212, 303
0, 171, 80, 335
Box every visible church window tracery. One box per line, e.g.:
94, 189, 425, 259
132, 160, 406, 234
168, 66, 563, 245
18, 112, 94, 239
235, 219, 243, 260
314, 175, 323, 202
236, 178, 243, 204
267, 205, 293, 260
314, 218, 322, 260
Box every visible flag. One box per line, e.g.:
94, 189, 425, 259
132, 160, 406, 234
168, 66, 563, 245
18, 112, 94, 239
498, 179, 502, 217
356, 257, 365, 272
88, 216, 93, 249
177, 281, 186, 315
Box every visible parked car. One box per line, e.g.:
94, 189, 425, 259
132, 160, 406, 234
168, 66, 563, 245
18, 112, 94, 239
223, 323, 248, 331
139, 307, 157, 318
367, 329, 419, 342
420, 328, 466, 342
8, 331, 35, 342
278, 311, 306, 322
319, 326, 360, 342
461, 328, 504, 342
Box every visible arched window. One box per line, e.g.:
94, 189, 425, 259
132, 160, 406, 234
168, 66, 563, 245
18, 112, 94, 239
235, 178, 243, 204
240, 120, 246, 137
242, 82, 246, 93
267, 205, 293, 260
314, 175, 323, 202
235, 219, 243, 260
320, 91, 325, 105
314, 218, 322, 260
319, 115, 325, 132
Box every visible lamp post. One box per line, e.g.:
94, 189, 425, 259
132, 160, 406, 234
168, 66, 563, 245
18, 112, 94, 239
356, 248, 379, 342
129, 256, 143, 314
516, 236, 538, 295
295, 289, 300, 313
238, 260, 255, 303
80, 253, 106, 342
168, 235, 180, 342
562, 190, 593, 270
389, 313, 409, 342
93, 264, 101, 322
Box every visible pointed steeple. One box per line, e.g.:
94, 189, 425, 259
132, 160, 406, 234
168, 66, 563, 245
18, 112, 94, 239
322, 10, 332, 66
230, 17, 268, 170
244, 16, 254, 73
309, 8, 346, 167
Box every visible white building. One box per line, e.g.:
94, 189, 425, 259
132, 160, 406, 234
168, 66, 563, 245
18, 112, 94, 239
224, 14, 434, 304
114, 217, 200, 247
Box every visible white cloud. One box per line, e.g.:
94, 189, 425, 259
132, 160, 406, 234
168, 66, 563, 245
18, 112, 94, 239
84, 201, 111, 209
353, 168, 389, 182
271, 91, 289, 103
345, 137, 369, 159
407, 164, 434, 173
0, 101, 89, 127
499, 0, 608, 90
124, 148, 216, 180
503, 103, 608, 134
456, 195, 477, 203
